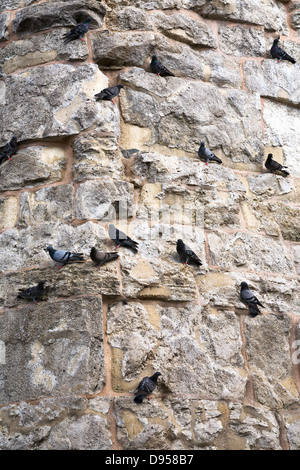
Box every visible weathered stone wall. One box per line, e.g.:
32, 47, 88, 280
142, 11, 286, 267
0, 0, 299, 450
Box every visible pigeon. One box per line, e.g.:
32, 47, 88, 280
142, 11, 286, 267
63, 17, 92, 44
46, 246, 85, 269
134, 372, 162, 404
265, 153, 289, 176
198, 141, 222, 165
176, 239, 202, 266
270, 38, 296, 64
0, 136, 18, 165
108, 224, 139, 253
240, 281, 264, 317
150, 55, 174, 77
95, 84, 124, 105
17, 281, 45, 304
90, 246, 119, 268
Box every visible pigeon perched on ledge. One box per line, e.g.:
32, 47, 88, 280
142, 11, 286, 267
150, 55, 174, 77
95, 84, 124, 104
198, 141, 222, 165
108, 224, 139, 253
90, 246, 119, 268
18, 281, 45, 305
177, 239, 202, 266
47, 246, 85, 269
240, 281, 264, 317
270, 38, 296, 64
63, 17, 92, 44
134, 372, 162, 404
265, 153, 289, 176
0, 136, 18, 165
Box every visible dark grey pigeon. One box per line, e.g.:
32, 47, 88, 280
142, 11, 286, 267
47, 245, 85, 269
177, 239, 202, 266
63, 17, 92, 44
95, 84, 124, 104
90, 246, 119, 268
18, 281, 45, 304
108, 224, 139, 253
198, 141, 222, 165
240, 281, 264, 317
134, 372, 162, 404
0, 136, 18, 165
271, 38, 296, 64
265, 153, 289, 176
150, 55, 174, 77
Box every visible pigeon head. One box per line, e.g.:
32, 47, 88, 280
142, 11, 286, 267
273, 38, 279, 46
151, 372, 162, 382
11, 136, 17, 143
84, 17, 93, 23
200, 141, 205, 147
177, 239, 184, 248
118, 84, 124, 89
38, 281, 46, 287
90, 246, 97, 256
267, 153, 273, 160
152, 55, 158, 61
240, 281, 249, 289
46, 246, 55, 254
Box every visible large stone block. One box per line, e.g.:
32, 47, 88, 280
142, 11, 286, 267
132, 151, 246, 192
263, 100, 300, 178
247, 173, 293, 197
243, 200, 300, 242
120, 73, 263, 163
0, 297, 105, 403
0, 30, 89, 76
91, 30, 156, 68
108, 302, 246, 400
198, 0, 288, 34
0, 397, 112, 450
0, 64, 108, 145
73, 134, 124, 181
0, 146, 66, 192
19, 184, 75, 226
12, 1, 105, 36
0, 221, 107, 273
245, 315, 299, 407
219, 25, 265, 57
152, 11, 217, 47
0, 260, 121, 308
244, 59, 300, 106
207, 231, 294, 274
75, 180, 135, 220
228, 403, 281, 450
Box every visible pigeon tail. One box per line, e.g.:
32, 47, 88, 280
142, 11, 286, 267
249, 304, 261, 317
134, 395, 144, 404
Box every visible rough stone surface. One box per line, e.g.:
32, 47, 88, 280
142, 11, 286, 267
0, 397, 112, 450
0, 297, 105, 403
76, 180, 134, 221
0, 64, 108, 145
0, 13, 9, 42
12, 1, 105, 36
73, 134, 124, 181
219, 25, 266, 57
0, 30, 89, 76
0, 146, 66, 191
0, 0, 299, 451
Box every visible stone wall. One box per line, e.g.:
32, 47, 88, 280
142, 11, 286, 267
0, 0, 299, 450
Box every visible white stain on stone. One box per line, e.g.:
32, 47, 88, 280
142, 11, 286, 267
29, 341, 57, 391
0, 340, 6, 364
